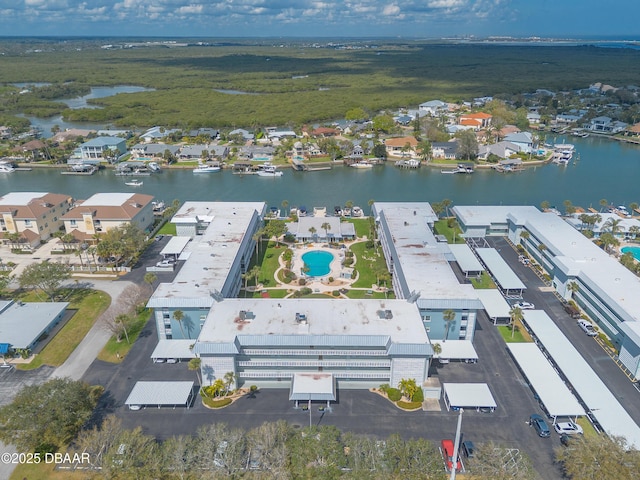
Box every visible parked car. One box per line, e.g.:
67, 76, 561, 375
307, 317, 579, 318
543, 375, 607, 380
578, 319, 598, 337
440, 439, 462, 472
554, 421, 583, 435
513, 301, 535, 310
156, 259, 175, 267
564, 303, 581, 319
460, 440, 475, 458
529, 414, 551, 437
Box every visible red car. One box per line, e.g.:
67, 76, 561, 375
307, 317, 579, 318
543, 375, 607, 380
441, 439, 462, 472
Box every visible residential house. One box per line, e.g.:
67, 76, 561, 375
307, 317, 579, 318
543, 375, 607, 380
12, 139, 47, 161
394, 114, 413, 126
141, 126, 180, 143
626, 123, 640, 137
418, 100, 448, 116
384, 136, 418, 158
51, 129, 96, 143
238, 145, 276, 161
473, 96, 493, 106
555, 113, 583, 124
527, 112, 541, 125
458, 112, 492, 130
228, 128, 254, 141
586, 116, 628, 133
61, 192, 154, 242
77, 137, 127, 163
179, 144, 229, 160
312, 126, 339, 137
266, 129, 297, 140
478, 141, 520, 161
0, 192, 73, 247
184, 128, 219, 140
431, 141, 459, 160
503, 132, 534, 154
130, 143, 180, 159
0, 126, 12, 140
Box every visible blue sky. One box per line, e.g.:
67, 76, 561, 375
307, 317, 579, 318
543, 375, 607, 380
0, 0, 638, 38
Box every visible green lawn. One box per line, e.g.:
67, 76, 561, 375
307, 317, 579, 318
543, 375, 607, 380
350, 241, 390, 289
497, 320, 533, 343
97, 309, 152, 363
433, 220, 462, 244
238, 289, 289, 299
344, 218, 373, 238
16, 288, 111, 370
157, 222, 177, 235
471, 272, 497, 289
344, 289, 394, 300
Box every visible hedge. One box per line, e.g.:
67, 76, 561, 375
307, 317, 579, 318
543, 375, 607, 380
202, 397, 232, 409
387, 388, 402, 402
412, 388, 424, 403
397, 400, 422, 410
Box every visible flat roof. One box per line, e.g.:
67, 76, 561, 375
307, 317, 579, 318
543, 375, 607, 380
289, 373, 336, 401
475, 289, 512, 319
150, 340, 196, 360
476, 248, 526, 291
433, 340, 478, 360
373, 202, 479, 300
447, 243, 484, 273
148, 202, 265, 307
198, 298, 429, 345
506, 343, 585, 418
453, 205, 539, 227
160, 236, 191, 256
77, 192, 135, 206
523, 310, 640, 447
0, 301, 69, 349
0, 192, 47, 205
125, 381, 194, 407
443, 383, 497, 409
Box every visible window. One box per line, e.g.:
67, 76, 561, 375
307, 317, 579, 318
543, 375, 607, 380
24, 220, 32, 227
422, 315, 431, 322
70, 220, 77, 227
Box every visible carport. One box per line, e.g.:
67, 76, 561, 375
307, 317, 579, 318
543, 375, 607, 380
522, 310, 640, 447
289, 372, 336, 408
475, 248, 526, 298
442, 383, 497, 412
125, 381, 195, 409
475, 289, 512, 325
150, 340, 196, 363
448, 243, 484, 278
433, 340, 478, 363
160, 236, 191, 260
506, 343, 585, 423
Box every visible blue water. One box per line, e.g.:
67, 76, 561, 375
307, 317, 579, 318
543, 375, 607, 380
302, 250, 334, 277
621, 246, 640, 261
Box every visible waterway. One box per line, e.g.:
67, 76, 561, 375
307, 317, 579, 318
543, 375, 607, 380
0, 135, 638, 209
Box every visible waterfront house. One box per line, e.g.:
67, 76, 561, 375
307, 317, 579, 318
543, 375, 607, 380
51, 128, 96, 143
586, 116, 628, 134
285, 216, 356, 242
130, 143, 180, 159
78, 137, 127, 163
627, 123, 640, 137
178, 144, 228, 160
384, 136, 418, 158
238, 145, 276, 161
431, 141, 459, 160
61, 192, 154, 241
478, 141, 520, 161
141, 126, 180, 143
0, 192, 73, 247
503, 132, 534, 154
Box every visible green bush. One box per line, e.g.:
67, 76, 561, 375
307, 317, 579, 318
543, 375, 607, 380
412, 388, 424, 403
344, 257, 354, 267
300, 287, 312, 295
387, 388, 402, 402
366, 240, 375, 249
328, 276, 334, 282
267, 241, 276, 248
332, 290, 340, 297
202, 397, 232, 408
397, 400, 422, 410
298, 278, 306, 286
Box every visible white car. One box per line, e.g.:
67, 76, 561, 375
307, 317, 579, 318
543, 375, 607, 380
156, 259, 175, 267
554, 421, 583, 435
513, 301, 535, 310
578, 319, 598, 337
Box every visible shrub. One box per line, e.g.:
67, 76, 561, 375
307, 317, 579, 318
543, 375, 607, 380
366, 240, 375, 249
412, 388, 424, 403
332, 290, 340, 297
298, 278, 306, 286
267, 241, 276, 248
351, 269, 357, 279
328, 276, 334, 282
397, 400, 422, 410
202, 397, 232, 408
250, 385, 258, 392
266, 253, 273, 259
378, 383, 390, 393
344, 257, 354, 267
516, 245, 525, 252
387, 387, 402, 402
300, 287, 312, 295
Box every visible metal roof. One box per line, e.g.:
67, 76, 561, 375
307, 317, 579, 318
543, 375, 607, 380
150, 340, 196, 360
475, 289, 512, 320
125, 381, 194, 407
237, 334, 391, 348
523, 310, 640, 447
507, 343, 585, 418
433, 340, 478, 360
289, 373, 336, 401
476, 248, 526, 291
387, 343, 433, 356
447, 243, 484, 273
443, 383, 497, 409
0, 301, 69, 349
160, 236, 191, 256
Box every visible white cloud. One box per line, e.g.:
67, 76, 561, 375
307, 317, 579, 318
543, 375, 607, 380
382, 4, 400, 16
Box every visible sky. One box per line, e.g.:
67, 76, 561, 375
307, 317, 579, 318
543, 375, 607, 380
0, 0, 639, 38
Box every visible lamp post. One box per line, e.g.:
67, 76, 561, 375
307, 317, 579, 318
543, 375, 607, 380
450, 408, 463, 480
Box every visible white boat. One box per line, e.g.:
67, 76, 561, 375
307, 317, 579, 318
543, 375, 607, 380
257, 164, 283, 177
351, 161, 373, 169
193, 163, 221, 173
147, 162, 161, 172
0, 163, 15, 173
125, 179, 143, 186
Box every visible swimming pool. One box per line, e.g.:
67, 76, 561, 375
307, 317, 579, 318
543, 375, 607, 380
302, 250, 334, 277
621, 246, 640, 261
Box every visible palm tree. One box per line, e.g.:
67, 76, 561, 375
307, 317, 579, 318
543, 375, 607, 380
540, 200, 550, 211
598, 232, 619, 253
629, 225, 640, 240
308, 226, 317, 241
281, 199, 289, 218
345, 200, 354, 212
567, 281, 579, 299
442, 309, 456, 343
144, 272, 157, 292
603, 217, 622, 236
520, 230, 530, 244
252, 228, 264, 257
115, 313, 131, 344
599, 198, 609, 212
441, 198, 452, 218
537, 243, 547, 253
172, 310, 187, 339
188, 357, 202, 385
321, 222, 331, 242
432, 342, 442, 357
249, 265, 261, 288
223, 371, 236, 394
630, 202, 639, 217
509, 306, 524, 339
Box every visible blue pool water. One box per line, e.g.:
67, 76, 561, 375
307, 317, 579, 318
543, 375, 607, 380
302, 250, 334, 277
621, 246, 640, 261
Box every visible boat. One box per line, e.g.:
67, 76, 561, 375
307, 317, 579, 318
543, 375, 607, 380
441, 164, 474, 174
0, 163, 15, 173
147, 162, 161, 172
193, 163, 221, 173
257, 164, 283, 177
125, 179, 143, 186
350, 161, 373, 169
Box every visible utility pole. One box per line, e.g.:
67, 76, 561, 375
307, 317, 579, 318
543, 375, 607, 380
450, 408, 463, 480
